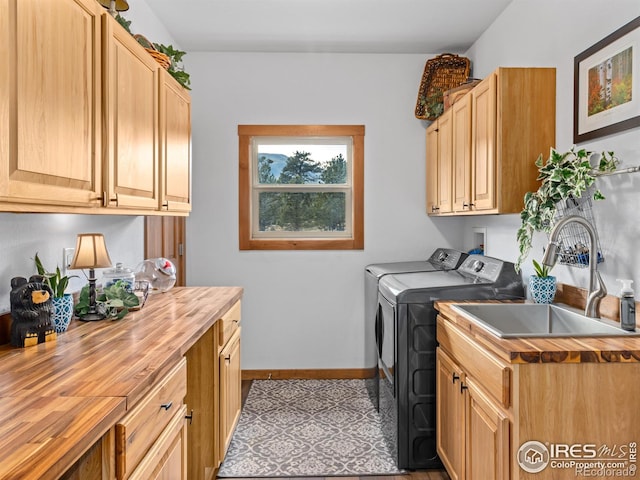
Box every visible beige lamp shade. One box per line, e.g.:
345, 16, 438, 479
98, 0, 130, 11
70, 233, 113, 270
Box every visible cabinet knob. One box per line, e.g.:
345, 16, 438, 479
452, 373, 460, 384
160, 401, 173, 411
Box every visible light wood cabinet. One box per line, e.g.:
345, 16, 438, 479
0, 4, 191, 215
185, 300, 242, 480
116, 358, 188, 480
437, 305, 640, 480
451, 94, 473, 212
160, 69, 192, 213
103, 13, 160, 212
425, 110, 453, 214
219, 328, 242, 457
0, 0, 103, 208
436, 348, 510, 480
436, 349, 465, 480
427, 67, 555, 216
426, 121, 440, 214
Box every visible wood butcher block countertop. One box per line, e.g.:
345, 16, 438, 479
436, 300, 640, 365
0, 286, 243, 480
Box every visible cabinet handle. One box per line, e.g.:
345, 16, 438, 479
452, 373, 460, 384
460, 382, 468, 393
431, 206, 440, 212
185, 409, 194, 425
469, 203, 475, 208
160, 401, 173, 411
162, 201, 169, 209
463, 203, 469, 208
225, 354, 231, 363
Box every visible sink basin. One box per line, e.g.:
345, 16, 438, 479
451, 303, 640, 338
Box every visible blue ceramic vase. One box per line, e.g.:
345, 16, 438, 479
52, 294, 74, 333
529, 275, 557, 304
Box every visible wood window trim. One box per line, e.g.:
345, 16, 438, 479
239, 125, 364, 250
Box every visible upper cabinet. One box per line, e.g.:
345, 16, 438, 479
103, 13, 160, 211
0, 1, 191, 215
0, 0, 103, 208
159, 69, 192, 213
427, 67, 556, 216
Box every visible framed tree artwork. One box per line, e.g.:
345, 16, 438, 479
574, 15, 640, 143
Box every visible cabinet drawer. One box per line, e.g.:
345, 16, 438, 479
219, 300, 241, 347
437, 316, 511, 408
116, 357, 187, 479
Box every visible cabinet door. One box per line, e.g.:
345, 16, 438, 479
471, 73, 497, 211
436, 348, 464, 480
437, 111, 453, 214
465, 377, 510, 480
0, 0, 103, 207
185, 327, 217, 480
159, 70, 191, 213
451, 95, 472, 212
103, 14, 160, 211
219, 328, 241, 460
128, 405, 188, 480
426, 122, 439, 215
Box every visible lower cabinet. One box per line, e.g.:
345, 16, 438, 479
437, 348, 509, 480
219, 327, 242, 457
185, 300, 242, 480
116, 358, 188, 480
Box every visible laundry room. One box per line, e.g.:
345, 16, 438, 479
1, 1, 640, 479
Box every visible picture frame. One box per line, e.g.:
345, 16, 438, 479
574, 15, 640, 143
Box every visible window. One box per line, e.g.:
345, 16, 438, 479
239, 125, 364, 250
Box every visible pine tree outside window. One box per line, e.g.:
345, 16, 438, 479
239, 125, 364, 250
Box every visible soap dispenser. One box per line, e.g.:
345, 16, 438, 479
616, 279, 636, 331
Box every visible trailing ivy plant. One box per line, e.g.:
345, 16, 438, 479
153, 43, 191, 90
515, 147, 618, 271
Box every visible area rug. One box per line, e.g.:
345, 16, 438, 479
217, 379, 401, 477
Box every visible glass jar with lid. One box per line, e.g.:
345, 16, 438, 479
102, 263, 135, 291
135, 258, 177, 293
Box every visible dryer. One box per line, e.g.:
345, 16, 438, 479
376, 254, 524, 469
364, 248, 468, 410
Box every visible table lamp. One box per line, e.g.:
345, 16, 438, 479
98, 0, 130, 17
70, 233, 113, 321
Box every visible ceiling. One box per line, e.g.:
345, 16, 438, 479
144, 0, 514, 54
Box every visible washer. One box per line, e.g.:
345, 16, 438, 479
364, 248, 468, 410
376, 254, 524, 469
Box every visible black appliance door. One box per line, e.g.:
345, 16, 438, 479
377, 293, 396, 393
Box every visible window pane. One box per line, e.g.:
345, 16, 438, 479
258, 192, 346, 232
257, 144, 348, 185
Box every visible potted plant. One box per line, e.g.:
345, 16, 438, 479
74, 280, 139, 320
516, 147, 618, 271
34, 253, 77, 333
529, 259, 556, 304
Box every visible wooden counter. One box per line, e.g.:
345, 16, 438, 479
0, 286, 243, 480
436, 300, 640, 364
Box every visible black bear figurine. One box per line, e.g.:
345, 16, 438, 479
10, 275, 57, 348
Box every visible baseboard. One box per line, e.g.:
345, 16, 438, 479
242, 367, 377, 381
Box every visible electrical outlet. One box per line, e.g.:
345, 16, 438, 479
62, 248, 75, 275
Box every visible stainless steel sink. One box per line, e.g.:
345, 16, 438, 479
451, 303, 640, 338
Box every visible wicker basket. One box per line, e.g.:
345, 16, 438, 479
415, 53, 471, 120
134, 34, 171, 70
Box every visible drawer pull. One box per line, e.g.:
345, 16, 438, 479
452, 373, 460, 384
160, 402, 173, 411
185, 409, 194, 425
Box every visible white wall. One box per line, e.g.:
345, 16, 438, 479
0, 0, 178, 312
464, 0, 640, 298
185, 52, 465, 369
